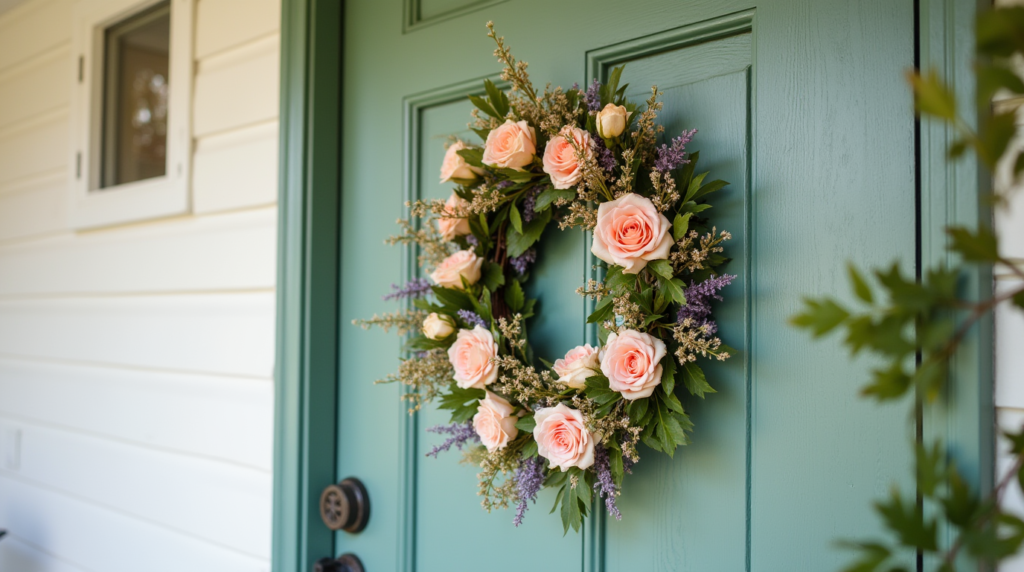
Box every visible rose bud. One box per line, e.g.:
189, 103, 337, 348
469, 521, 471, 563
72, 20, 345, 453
596, 103, 630, 139
422, 312, 455, 340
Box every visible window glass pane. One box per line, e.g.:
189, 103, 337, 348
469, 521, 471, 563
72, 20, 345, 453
101, 2, 170, 189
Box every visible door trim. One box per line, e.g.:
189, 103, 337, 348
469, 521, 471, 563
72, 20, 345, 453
273, 0, 342, 570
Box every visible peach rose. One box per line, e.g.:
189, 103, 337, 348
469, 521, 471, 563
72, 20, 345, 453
473, 391, 519, 452
599, 329, 666, 400
422, 312, 455, 340
533, 403, 595, 471
542, 125, 593, 189
436, 193, 471, 241
596, 103, 630, 138
482, 119, 536, 170
552, 344, 600, 389
448, 325, 499, 389
440, 141, 483, 183
591, 193, 673, 274
429, 250, 482, 290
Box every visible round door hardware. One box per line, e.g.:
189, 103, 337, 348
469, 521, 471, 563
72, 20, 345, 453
313, 553, 364, 572
319, 477, 370, 533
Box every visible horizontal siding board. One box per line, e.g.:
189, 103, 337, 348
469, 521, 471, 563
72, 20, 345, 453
0, 173, 67, 243
0, 420, 271, 558
0, 475, 270, 572
193, 120, 278, 214
0, 357, 272, 470
0, 207, 277, 295
0, 0, 73, 73
0, 111, 68, 188
0, 45, 69, 131
0, 536, 88, 572
0, 292, 276, 377
195, 0, 280, 59
193, 34, 280, 138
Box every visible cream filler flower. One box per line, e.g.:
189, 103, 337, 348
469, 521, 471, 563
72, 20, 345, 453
448, 325, 499, 389
473, 391, 519, 452
429, 250, 483, 289
591, 193, 673, 274
552, 344, 600, 389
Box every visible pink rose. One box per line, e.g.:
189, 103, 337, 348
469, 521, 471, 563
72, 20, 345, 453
591, 193, 673, 274
533, 403, 595, 471
429, 250, 482, 290
542, 125, 592, 189
436, 193, 471, 241
448, 325, 498, 389
473, 391, 519, 452
552, 344, 600, 389
482, 119, 536, 170
439, 140, 482, 183
599, 329, 666, 400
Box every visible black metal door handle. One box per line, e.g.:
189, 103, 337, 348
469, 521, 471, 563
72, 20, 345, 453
314, 553, 364, 572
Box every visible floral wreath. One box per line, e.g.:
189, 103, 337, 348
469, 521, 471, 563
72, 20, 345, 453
356, 22, 735, 533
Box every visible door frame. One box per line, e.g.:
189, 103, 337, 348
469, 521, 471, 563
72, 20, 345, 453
271, 1, 993, 570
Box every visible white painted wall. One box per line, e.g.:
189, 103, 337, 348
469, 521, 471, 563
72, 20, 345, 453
0, 0, 280, 570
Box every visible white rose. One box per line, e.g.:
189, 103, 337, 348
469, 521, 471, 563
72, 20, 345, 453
422, 312, 455, 340
429, 250, 483, 290
473, 391, 519, 452
552, 344, 600, 389
596, 103, 630, 138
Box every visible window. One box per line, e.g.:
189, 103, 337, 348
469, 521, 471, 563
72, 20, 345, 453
70, 0, 192, 229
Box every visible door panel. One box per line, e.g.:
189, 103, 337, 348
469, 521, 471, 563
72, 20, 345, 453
338, 1, 914, 570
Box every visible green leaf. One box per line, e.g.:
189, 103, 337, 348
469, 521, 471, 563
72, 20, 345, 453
977, 63, 1024, 103
521, 439, 538, 458
679, 151, 699, 188
534, 186, 574, 212
455, 147, 484, 168
861, 361, 913, 401
1013, 289, 1024, 310
604, 265, 636, 292
682, 362, 715, 398
480, 261, 505, 291
907, 69, 957, 121
483, 79, 509, 117
947, 226, 999, 262
673, 213, 692, 241
980, 111, 1017, 168
837, 542, 891, 572
790, 298, 850, 337
515, 415, 536, 432
683, 172, 709, 202
689, 179, 728, 202
875, 487, 938, 551
648, 259, 674, 280
915, 441, 946, 499
431, 285, 474, 312
504, 279, 525, 312
658, 276, 687, 305
848, 263, 874, 303
437, 384, 485, 423
506, 206, 551, 258
608, 443, 624, 485
509, 203, 523, 234
587, 295, 615, 324
660, 354, 676, 395
468, 94, 499, 118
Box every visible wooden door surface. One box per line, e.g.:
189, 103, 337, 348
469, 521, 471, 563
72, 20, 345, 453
336, 1, 915, 570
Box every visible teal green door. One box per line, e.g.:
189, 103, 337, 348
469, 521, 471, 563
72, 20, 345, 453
336, 1, 914, 570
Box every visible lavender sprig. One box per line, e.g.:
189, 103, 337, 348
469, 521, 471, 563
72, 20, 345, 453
382, 278, 432, 301
425, 422, 479, 458
584, 78, 602, 112
654, 129, 698, 173
593, 445, 622, 520
457, 309, 488, 329
594, 138, 616, 175
513, 455, 545, 527
521, 186, 541, 223
677, 274, 736, 333
510, 249, 536, 275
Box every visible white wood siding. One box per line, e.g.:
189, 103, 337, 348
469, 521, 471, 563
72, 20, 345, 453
0, 0, 280, 569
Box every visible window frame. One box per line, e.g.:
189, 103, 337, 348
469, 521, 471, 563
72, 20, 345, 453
69, 0, 193, 230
